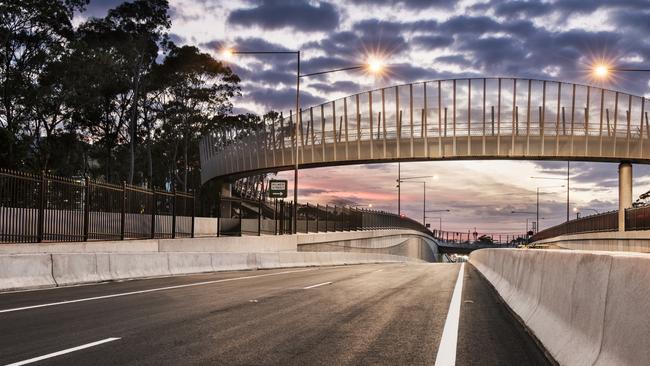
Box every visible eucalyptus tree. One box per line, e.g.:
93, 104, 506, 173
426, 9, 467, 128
156, 44, 240, 191
0, 0, 88, 169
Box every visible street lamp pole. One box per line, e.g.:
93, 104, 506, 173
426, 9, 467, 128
425, 209, 450, 233
224, 49, 384, 234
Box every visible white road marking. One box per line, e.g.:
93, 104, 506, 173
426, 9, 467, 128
302, 281, 332, 289
374, 269, 384, 273
434, 263, 465, 366
0, 269, 316, 314
5, 337, 121, 366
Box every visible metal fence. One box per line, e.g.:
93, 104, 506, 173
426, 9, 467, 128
213, 196, 431, 237
0, 169, 195, 243
432, 229, 526, 244
530, 207, 650, 241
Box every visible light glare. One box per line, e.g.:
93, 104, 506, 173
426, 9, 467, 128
366, 56, 384, 74
594, 64, 609, 78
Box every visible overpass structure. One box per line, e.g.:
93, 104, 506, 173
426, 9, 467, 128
201, 77, 648, 233
201, 77, 648, 178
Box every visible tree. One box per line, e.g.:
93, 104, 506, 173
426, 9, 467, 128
156, 45, 240, 191
0, 0, 88, 169
69, 0, 170, 183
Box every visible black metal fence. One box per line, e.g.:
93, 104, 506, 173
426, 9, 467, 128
531, 207, 650, 242
212, 196, 431, 237
0, 169, 195, 243
2, 169, 435, 244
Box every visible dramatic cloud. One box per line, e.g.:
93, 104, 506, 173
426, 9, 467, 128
228, 0, 340, 32
80, 0, 650, 231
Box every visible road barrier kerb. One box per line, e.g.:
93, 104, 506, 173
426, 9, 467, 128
470, 248, 650, 366
0, 254, 55, 291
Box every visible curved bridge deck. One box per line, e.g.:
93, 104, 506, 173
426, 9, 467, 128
201, 78, 648, 182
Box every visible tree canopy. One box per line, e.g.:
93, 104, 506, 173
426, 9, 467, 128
0, 0, 258, 192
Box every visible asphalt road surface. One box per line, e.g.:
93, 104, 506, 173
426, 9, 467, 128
0, 263, 552, 365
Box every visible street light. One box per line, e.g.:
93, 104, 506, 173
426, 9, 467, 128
425, 209, 450, 233
221, 48, 386, 233
511, 211, 537, 234
592, 64, 650, 80
398, 175, 435, 225
535, 185, 564, 233
531, 161, 571, 222
574, 207, 598, 218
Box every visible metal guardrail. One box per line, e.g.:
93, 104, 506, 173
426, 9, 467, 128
531, 207, 650, 241
0, 169, 195, 243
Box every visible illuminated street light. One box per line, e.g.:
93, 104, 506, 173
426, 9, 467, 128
593, 64, 609, 79
219, 47, 388, 233
591, 63, 650, 80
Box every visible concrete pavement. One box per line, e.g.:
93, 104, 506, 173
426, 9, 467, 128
0, 263, 551, 365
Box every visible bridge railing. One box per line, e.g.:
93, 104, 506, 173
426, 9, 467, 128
530, 207, 650, 242
201, 77, 649, 183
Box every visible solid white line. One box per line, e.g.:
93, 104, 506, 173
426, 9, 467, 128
434, 263, 465, 366
5, 337, 121, 366
0, 269, 316, 314
302, 281, 332, 289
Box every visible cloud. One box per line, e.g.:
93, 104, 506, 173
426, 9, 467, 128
246, 87, 324, 111
352, 0, 456, 10
227, 0, 340, 32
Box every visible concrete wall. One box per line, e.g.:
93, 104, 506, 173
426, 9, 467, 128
297, 230, 439, 262
0, 229, 437, 292
0, 229, 437, 256
0, 251, 421, 292
533, 230, 650, 253
470, 248, 650, 366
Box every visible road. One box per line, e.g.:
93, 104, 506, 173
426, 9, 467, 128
0, 263, 552, 365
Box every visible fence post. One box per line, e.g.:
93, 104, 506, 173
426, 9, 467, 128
217, 195, 221, 237
151, 189, 156, 239
325, 204, 328, 233
121, 182, 126, 240
171, 187, 177, 239
37, 172, 46, 243
191, 191, 195, 238
305, 203, 309, 233
83, 176, 90, 241
238, 197, 242, 237
258, 197, 262, 236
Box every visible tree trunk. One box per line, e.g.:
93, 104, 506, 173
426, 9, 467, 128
183, 134, 188, 192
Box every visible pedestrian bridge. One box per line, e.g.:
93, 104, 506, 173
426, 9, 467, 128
200, 77, 648, 182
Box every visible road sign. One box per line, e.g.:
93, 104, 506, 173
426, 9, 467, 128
269, 180, 288, 198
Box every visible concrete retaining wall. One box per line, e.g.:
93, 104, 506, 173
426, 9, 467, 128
533, 230, 650, 252
0, 251, 418, 292
470, 248, 650, 366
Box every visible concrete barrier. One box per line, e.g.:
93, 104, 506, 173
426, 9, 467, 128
168, 253, 213, 275
470, 249, 650, 366
107, 253, 171, 280
0, 254, 55, 291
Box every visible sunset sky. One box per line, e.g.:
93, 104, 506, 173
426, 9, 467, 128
82, 0, 650, 233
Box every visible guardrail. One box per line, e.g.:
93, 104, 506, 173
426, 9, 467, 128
531, 207, 650, 241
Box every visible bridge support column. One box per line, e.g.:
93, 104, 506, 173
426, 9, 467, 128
618, 162, 632, 232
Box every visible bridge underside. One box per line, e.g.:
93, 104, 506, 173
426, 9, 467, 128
202, 134, 648, 181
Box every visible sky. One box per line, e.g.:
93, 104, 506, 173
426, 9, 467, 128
82, 0, 650, 234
